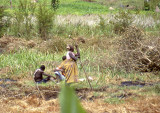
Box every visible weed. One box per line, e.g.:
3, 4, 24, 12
104, 97, 124, 104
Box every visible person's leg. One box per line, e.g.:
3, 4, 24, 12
42, 76, 50, 83
55, 71, 65, 81
36, 80, 43, 84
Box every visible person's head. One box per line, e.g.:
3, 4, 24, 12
40, 65, 45, 71
62, 56, 66, 61
66, 45, 74, 52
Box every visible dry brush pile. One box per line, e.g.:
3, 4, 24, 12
116, 26, 160, 73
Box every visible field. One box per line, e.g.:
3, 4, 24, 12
0, 0, 160, 113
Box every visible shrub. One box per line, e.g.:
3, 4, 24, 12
110, 10, 133, 35
11, 0, 36, 39
36, 1, 55, 40
51, 0, 59, 11
144, 1, 150, 11
0, 6, 5, 38
98, 16, 112, 36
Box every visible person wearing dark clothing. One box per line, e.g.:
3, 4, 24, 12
34, 65, 55, 83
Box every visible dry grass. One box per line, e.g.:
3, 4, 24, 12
82, 96, 160, 113
0, 96, 60, 113
0, 36, 36, 53
0, 93, 159, 113
116, 26, 160, 72
55, 14, 159, 28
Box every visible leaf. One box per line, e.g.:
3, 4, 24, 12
59, 84, 86, 113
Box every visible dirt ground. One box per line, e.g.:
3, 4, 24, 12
0, 80, 160, 113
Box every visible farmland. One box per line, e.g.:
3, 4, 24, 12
0, 0, 160, 113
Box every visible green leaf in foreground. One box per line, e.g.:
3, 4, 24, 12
59, 85, 86, 113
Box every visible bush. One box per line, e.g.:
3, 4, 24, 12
36, 1, 55, 40
144, 1, 150, 11
11, 0, 36, 39
0, 6, 5, 38
98, 16, 112, 36
110, 10, 133, 35
51, 0, 59, 11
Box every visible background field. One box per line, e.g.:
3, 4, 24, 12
0, 0, 160, 113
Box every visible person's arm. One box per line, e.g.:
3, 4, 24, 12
69, 52, 78, 61
43, 72, 56, 79
54, 66, 65, 72
75, 45, 80, 58
54, 68, 64, 72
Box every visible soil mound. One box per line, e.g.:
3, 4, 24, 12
0, 36, 36, 53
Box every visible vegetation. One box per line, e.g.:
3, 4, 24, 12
0, 49, 54, 78
0, 6, 5, 38
0, 0, 160, 113
36, 1, 55, 39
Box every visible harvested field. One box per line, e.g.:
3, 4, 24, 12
0, 78, 160, 113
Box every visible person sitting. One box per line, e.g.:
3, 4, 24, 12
34, 65, 55, 83
54, 56, 66, 82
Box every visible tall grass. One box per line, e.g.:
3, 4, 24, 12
0, 49, 54, 77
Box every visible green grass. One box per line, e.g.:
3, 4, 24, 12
104, 97, 124, 104
0, 0, 110, 15
0, 49, 54, 76
57, 1, 109, 15
0, 0, 158, 15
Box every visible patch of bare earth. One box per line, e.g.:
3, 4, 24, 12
0, 36, 36, 53
0, 80, 160, 113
